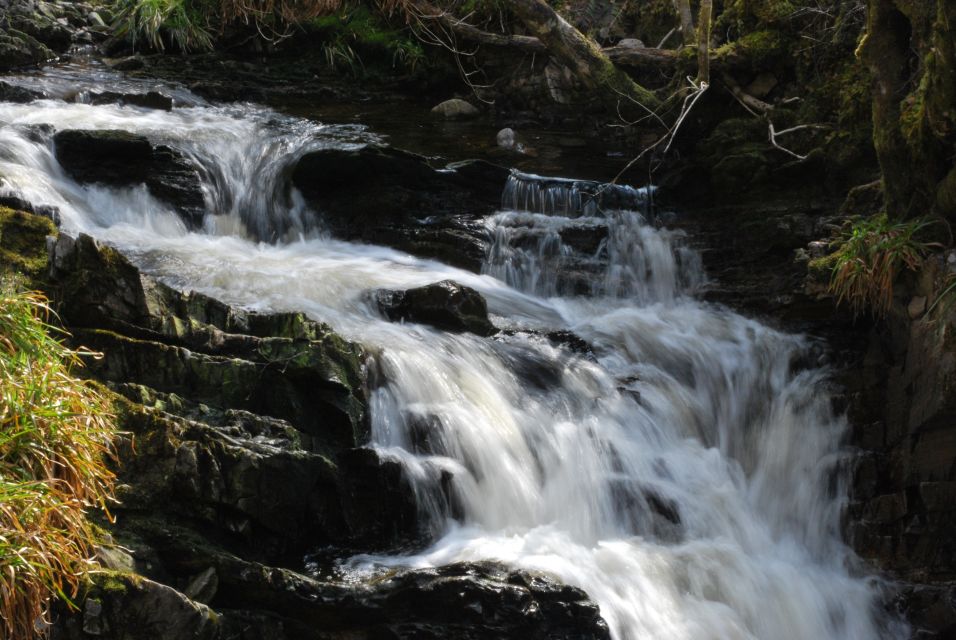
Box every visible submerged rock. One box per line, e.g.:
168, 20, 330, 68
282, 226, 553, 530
53, 129, 206, 227
373, 280, 498, 336
0, 79, 44, 102
431, 98, 480, 119
88, 90, 175, 111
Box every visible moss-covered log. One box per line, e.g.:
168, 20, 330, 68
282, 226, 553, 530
508, 0, 660, 108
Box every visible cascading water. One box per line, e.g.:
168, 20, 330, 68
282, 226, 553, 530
0, 61, 907, 640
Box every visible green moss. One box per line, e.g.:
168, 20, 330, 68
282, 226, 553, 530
717, 0, 796, 34
0, 207, 56, 282
305, 5, 426, 76
714, 29, 789, 71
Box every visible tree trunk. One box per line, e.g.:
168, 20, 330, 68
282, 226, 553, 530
507, 0, 659, 108
696, 0, 712, 85
860, 0, 956, 221
673, 0, 696, 45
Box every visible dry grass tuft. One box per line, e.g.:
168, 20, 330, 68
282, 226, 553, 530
0, 286, 116, 638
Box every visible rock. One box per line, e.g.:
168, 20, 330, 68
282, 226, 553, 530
54, 129, 154, 185
95, 546, 137, 573
291, 146, 509, 271
908, 295, 927, 319
497, 127, 517, 149
336, 447, 423, 547
88, 90, 174, 111
60, 575, 219, 640
617, 38, 646, 48
808, 240, 829, 258
53, 130, 205, 227
82, 598, 104, 636
0, 192, 59, 224
373, 280, 497, 336
746, 72, 778, 98
0, 27, 54, 69
0, 205, 57, 282
108, 55, 145, 71
0, 79, 44, 102
431, 98, 480, 119
61, 554, 609, 640
183, 567, 218, 604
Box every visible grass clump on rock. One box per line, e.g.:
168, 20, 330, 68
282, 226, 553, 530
0, 285, 116, 638
827, 214, 936, 317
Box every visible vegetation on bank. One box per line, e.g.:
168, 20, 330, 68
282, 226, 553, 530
826, 215, 936, 317
0, 284, 116, 638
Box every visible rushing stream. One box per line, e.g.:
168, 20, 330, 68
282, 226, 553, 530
0, 63, 906, 639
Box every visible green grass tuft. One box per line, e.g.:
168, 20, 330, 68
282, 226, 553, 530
828, 214, 938, 317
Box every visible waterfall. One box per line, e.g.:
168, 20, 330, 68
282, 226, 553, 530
0, 62, 906, 640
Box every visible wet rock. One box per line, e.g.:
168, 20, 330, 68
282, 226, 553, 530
292, 145, 509, 270
107, 55, 145, 71
497, 127, 517, 149
431, 98, 480, 119
49, 232, 368, 451
53, 130, 205, 227
88, 90, 174, 111
0, 79, 44, 102
373, 280, 497, 336
337, 447, 422, 548
55, 574, 219, 640
54, 129, 153, 184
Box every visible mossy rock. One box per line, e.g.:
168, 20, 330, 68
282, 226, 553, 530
0, 207, 56, 282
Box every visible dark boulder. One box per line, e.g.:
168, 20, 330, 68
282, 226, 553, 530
291, 145, 509, 271
53, 129, 205, 228
88, 90, 174, 110
54, 129, 153, 184
373, 280, 497, 336
0, 79, 44, 102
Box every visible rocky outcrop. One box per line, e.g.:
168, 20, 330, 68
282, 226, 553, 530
291, 146, 509, 271
373, 280, 498, 336
0, 0, 107, 70
54, 560, 609, 640
840, 255, 956, 637
53, 129, 206, 227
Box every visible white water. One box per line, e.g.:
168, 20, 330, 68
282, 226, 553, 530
0, 63, 906, 640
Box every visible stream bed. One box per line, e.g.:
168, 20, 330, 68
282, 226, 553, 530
0, 60, 908, 639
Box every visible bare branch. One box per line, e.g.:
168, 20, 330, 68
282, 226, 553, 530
768, 123, 829, 160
